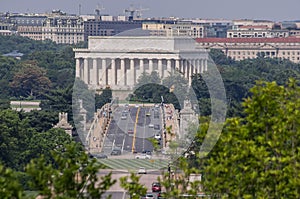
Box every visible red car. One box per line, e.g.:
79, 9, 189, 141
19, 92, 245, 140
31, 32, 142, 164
151, 182, 161, 192
128, 128, 134, 135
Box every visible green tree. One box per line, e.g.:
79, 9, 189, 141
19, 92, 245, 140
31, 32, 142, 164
10, 61, 51, 99
0, 164, 24, 199
27, 128, 73, 163
0, 109, 34, 170
203, 79, 300, 198
120, 172, 147, 199
95, 87, 112, 110
163, 72, 188, 109
157, 157, 202, 199
209, 49, 234, 66
0, 56, 18, 99
21, 110, 58, 132
26, 142, 116, 199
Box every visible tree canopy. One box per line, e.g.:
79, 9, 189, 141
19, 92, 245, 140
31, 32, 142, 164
201, 79, 300, 198
10, 61, 51, 99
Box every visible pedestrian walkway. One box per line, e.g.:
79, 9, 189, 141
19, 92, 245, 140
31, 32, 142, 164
98, 158, 169, 170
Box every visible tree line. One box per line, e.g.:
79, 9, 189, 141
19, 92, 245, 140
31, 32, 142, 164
1, 35, 300, 198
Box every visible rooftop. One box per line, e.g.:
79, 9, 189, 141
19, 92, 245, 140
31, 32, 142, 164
195, 37, 300, 43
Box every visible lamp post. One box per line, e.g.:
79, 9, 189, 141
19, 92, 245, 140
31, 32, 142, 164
142, 95, 145, 107
168, 162, 171, 187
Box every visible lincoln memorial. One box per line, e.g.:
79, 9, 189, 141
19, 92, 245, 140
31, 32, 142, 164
73, 36, 209, 98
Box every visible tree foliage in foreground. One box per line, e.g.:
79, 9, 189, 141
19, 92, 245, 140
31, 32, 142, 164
202, 79, 300, 198
0, 165, 23, 199
26, 142, 116, 199
120, 173, 147, 199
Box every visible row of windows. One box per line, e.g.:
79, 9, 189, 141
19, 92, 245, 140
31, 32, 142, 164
228, 51, 300, 56
202, 42, 300, 47
231, 55, 300, 61
281, 51, 300, 55
43, 28, 83, 32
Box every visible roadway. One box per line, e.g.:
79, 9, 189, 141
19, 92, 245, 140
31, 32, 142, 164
98, 169, 164, 199
101, 104, 163, 156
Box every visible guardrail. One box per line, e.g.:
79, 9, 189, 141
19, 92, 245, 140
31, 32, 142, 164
86, 103, 114, 154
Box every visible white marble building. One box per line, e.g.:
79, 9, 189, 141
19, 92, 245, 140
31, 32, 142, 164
73, 36, 208, 96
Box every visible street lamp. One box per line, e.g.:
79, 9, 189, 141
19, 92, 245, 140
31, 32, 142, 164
168, 163, 171, 186
142, 95, 145, 107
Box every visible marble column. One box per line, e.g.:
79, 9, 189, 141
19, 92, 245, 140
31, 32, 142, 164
188, 60, 193, 85
184, 59, 188, 79
149, 59, 153, 74
118, 58, 125, 86
84, 58, 89, 84
80, 59, 84, 80
188, 60, 192, 79
158, 59, 163, 78
200, 59, 204, 73
110, 59, 116, 86
137, 59, 144, 82
192, 59, 196, 74
164, 59, 171, 78
175, 59, 180, 74
92, 58, 98, 86
204, 59, 208, 72
128, 59, 135, 86
197, 59, 201, 74
75, 58, 80, 78
180, 59, 184, 75
101, 59, 107, 86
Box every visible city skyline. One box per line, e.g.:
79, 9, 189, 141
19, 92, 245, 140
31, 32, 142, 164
0, 0, 299, 21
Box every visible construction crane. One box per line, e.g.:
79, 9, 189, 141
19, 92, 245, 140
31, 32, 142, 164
124, 5, 149, 21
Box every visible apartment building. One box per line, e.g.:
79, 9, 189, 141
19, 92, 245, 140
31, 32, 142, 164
196, 37, 300, 63
227, 25, 290, 38
42, 16, 84, 44
142, 19, 207, 38
188, 19, 232, 38
83, 17, 142, 41
11, 15, 46, 40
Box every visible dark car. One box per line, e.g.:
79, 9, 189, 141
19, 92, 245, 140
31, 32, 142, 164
152, 182, 161, 192
110, 148, 121, 155
93, 154, 108, 159
142, 150, 152, 155
154, 124, 160, 130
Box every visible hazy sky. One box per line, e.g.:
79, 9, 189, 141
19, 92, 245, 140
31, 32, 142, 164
0, 0, 299, 21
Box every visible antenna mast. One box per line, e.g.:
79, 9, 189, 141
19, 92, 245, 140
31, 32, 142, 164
79, 4, 82, 15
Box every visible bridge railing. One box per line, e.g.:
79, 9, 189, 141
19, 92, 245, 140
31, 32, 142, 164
86, 103, 113, 154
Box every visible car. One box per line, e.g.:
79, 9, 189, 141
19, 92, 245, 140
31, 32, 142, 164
110, 148, 121, 156
142, 150, 152, 155
128, 128, 134, 135
148, 124, 154, 128
121, 114, 127, 120
154, 133, 161, 140
142, 193, 154, 199
154, 124, 160, 130
137, 167, 147, 174
135, 153, 151, 159
146, 112, 151, 116
93, 153, 108, 159
152, 182, 161, 192
135, 104, 139, 108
